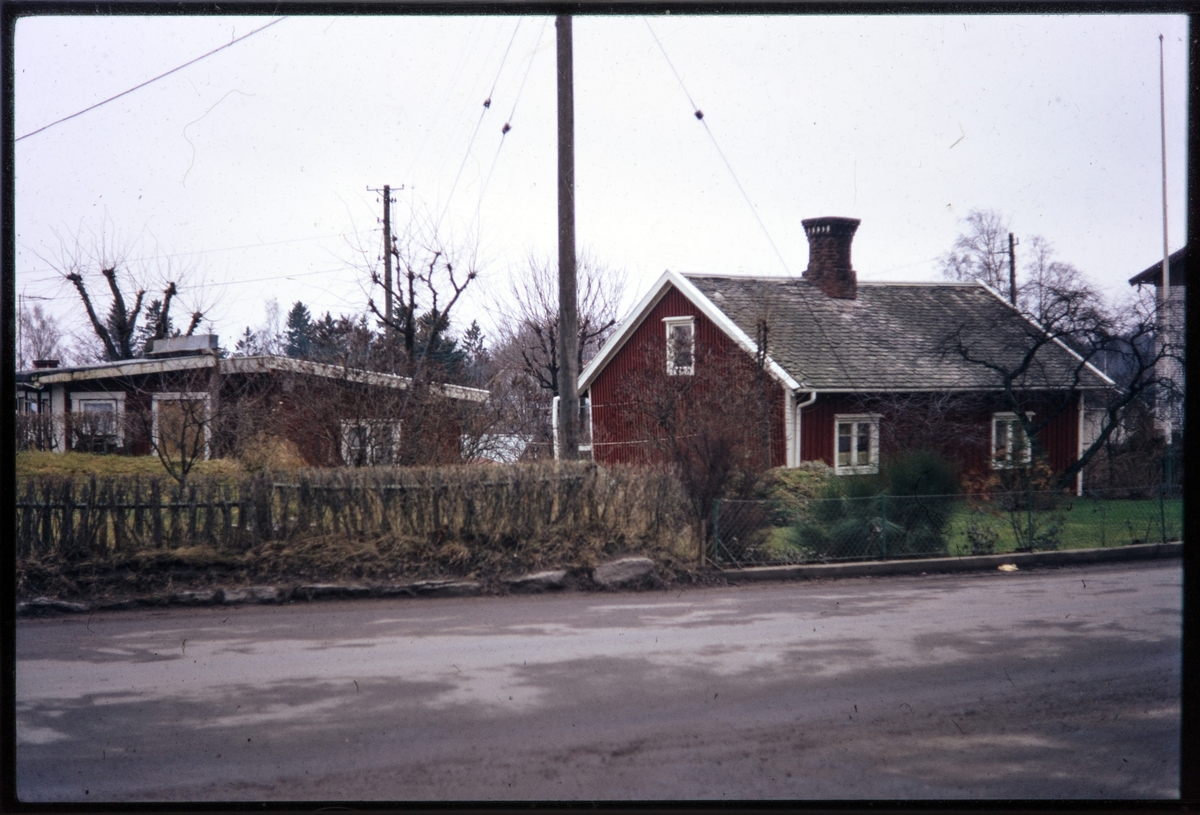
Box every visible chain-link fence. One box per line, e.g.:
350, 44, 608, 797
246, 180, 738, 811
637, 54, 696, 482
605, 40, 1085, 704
711, 485, 1183, 568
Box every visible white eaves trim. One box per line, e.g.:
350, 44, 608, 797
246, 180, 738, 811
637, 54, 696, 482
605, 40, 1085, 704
222, 357, 490, 402
28, 354, 215, 384
26, 354, 489, 403
975, 281, 1116, 389
577, 269, 803, 395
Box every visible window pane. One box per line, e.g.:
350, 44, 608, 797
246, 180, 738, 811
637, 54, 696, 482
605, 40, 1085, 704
856, 424, 870, 466
81, 401, 115, 434
670, 325, 693, 369
995, 420, 1009, 459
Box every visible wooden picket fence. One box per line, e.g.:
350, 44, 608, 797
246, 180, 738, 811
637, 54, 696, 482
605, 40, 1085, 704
15, 463, 688, 561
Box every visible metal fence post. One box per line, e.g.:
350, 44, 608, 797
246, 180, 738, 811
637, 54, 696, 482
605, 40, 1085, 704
710, 499, 720, 566
880, 493, 887, 560
1027, 483, 1034, 550
1159, 483, 1167, 544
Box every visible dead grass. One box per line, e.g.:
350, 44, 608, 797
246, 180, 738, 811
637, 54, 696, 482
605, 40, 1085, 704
15, 461, 709, 602
17, 450, 244, 479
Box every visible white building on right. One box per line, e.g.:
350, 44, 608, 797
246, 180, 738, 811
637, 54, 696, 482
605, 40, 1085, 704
1129, 245, 1186, 445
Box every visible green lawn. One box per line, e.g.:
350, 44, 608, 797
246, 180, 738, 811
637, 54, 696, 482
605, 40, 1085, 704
945, 496, 1183, 555
721, 494, 1183, 565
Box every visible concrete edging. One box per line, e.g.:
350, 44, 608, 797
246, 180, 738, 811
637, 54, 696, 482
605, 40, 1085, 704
717, 541, 1183, 583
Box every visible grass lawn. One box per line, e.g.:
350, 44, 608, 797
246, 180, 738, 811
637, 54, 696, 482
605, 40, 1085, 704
944, 495, 1183, 555
16, 450, 244, 479
724, 494, 1182, 565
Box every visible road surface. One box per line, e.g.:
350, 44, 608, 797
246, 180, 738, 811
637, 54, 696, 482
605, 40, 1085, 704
16, 559, 1180, 801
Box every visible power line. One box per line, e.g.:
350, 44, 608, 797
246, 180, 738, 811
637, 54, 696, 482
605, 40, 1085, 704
645, 19, 861, 394
16, 17, 287, 142
15, 229, 366, 282
435, 19, 523, 236
475, 18, 550, 232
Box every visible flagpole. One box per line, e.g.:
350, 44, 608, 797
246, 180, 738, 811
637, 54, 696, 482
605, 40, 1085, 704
1158, 33, 1174, 485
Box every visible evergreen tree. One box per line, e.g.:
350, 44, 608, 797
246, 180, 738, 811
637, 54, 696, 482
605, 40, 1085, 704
233, 327, 258, 357
415, 308, 466, 378
284, 301, 313, 358
135, 299, 174, 355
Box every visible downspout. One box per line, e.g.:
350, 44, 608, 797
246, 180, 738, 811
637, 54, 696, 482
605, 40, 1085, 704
795, 391, 818, 465
1077, 391, 1085, 497
551, 395, 561, 461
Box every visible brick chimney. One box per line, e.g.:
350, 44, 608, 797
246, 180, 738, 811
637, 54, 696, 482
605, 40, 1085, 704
802, 216, 860, 299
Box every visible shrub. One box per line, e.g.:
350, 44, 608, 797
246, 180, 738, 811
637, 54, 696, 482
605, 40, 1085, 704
787, 450, 959, 561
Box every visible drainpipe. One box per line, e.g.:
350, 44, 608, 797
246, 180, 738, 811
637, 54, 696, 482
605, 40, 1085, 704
551, 395, 560, 461
795, 391, 818, 465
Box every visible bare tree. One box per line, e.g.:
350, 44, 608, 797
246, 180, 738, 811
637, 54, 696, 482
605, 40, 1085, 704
17, 303, 64, 369
358, 208, 479, 378
941, 279, 1174, 491
614, 335, 779, 539
495, 251, 626, 397
38, 225, 208, 361
939, 209, 1013, 299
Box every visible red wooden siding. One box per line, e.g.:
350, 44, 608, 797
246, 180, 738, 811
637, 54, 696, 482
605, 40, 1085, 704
589, 285, 787, 467
799, 391, 1081, 479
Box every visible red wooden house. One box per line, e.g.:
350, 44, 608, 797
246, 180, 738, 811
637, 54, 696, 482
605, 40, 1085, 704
577, 217, 1113, 491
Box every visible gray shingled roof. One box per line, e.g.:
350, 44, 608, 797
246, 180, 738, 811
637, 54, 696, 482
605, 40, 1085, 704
684, 275, 1111, 392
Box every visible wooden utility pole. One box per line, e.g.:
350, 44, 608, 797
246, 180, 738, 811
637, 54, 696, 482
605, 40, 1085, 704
368, 184, 401, 337
556, 14, 581, 460
1008, 232, 1017, 306
383, 184, 394, 330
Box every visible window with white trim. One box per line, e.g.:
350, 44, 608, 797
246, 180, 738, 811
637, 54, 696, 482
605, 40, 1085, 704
71, 391, 126, 451
340, 420, 400, 466
664, 316, 695, 376
834, 415, 880, 475
991, 412, 1032, 468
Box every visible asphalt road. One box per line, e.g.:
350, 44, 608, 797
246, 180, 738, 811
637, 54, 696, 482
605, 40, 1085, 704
16, 559, 1180, 801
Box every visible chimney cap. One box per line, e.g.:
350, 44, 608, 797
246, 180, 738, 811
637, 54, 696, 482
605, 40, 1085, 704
801, 216, 861, 236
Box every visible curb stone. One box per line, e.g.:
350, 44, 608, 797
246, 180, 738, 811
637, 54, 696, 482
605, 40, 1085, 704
222, 586, 284, 605
593, 557, 655, 588
504, 570, 568, 592
16, 598, 91, 616
717, 541, 1183, 583
408, 580, 481, 597
14, 542, 1180, 616
294, 584, 372, 601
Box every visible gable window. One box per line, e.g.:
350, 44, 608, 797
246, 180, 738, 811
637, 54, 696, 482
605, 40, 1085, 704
834, 415, 879, 475
663, 316, 695, 376
71, 391, 125, 452
992, 412, 1032, 468
341, 420, 400, 466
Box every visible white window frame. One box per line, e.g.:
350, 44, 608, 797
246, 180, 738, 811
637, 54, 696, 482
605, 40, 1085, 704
152, 392, 212, 460
340, 419, 401, 466
663, 316, 695, 376
71, 391, 127, 447
834, 414, 880, 475
991, 412, 1033, 469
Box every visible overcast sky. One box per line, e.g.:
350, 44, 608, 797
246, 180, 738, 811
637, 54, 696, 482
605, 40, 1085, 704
12, 13, 1190, 357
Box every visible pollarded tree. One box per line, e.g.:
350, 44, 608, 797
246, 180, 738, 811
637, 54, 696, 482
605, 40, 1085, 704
39, 224, 206, 361
357, 203, 479, 379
